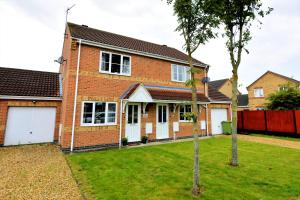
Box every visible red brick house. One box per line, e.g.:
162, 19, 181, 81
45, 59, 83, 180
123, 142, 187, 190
0, 23, 231, 151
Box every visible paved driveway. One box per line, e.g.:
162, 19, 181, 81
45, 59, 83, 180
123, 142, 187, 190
0, 144, 82, 200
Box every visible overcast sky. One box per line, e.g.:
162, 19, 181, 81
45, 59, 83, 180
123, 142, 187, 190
0, 0, 299, 93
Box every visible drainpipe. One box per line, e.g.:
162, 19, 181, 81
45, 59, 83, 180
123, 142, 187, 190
205, 103, 209, 136
119, 99, 123, 149
70, 39, 82, 152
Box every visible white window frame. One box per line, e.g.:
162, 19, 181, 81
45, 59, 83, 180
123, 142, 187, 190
179, 105, 193, 122
171, 64, 191, 83
81, 101, 118, 126
99, 51, 131, 76
254, 88, 264, 97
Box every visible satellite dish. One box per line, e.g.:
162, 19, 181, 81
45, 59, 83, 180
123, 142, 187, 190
54, 56, 66, 64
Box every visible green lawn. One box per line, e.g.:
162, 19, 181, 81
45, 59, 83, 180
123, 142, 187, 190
67, 137, 300, 200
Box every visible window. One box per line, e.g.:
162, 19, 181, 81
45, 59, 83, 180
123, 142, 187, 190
82, 102, 117, 125
254, 88, 264, 97
100, 51, 131, 75
171, 64, 191, 82
179, 105, 192, 122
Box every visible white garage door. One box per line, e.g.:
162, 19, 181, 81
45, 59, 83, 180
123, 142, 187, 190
4, 107, 56, 146
211, 109, 228, 135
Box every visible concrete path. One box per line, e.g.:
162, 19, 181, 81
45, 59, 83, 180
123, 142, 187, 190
238, 134, 300, 150
0, 144, 82, 200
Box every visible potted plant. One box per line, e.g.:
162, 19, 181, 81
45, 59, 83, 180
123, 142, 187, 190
121, 137, 128, 146
141, 135, 148, 144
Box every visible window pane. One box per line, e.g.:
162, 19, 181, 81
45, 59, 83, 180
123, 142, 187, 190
128, 105, 132, 124
111, 54, 121, 73
178, 66, 184, 81
180, 106, 185, 121
101, 53, 110, 72
162, 106, 167, 123
94, 102, 106, 124
185, 67, 191, 81
83, 103, 93, 123
172, 65, 178, 81
133, 105, 138, 124
186, 105, 192, 113
122, 56, 130, 74
107, 103, 116, 123
158, 106, 162, 123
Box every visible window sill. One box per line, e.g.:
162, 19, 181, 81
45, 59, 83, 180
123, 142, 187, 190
80, 123, 117, 127
171, 79, 187, 83
99, 70, 131, 77
179, 120, 193, 123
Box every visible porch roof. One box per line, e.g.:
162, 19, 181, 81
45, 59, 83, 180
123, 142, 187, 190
121, 83, 220, 103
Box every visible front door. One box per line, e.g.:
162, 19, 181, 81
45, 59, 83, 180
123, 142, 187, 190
156, 104, 169, 139
125, 103, 141, 142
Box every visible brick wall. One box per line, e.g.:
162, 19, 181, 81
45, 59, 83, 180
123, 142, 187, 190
60, 39, 209, 148
0, 100, 61, 145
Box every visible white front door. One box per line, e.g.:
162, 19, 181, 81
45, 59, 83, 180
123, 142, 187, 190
125, 103, 141, 142
4, 107, 56, 146
156, 104, 169, 139
211, 108, 228, 135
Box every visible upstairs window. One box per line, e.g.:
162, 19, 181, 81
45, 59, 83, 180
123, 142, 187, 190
100, 51, 131, 76
171, 64, 191, 82
254, 88, 264, 97
82, 101, 117, 126
179, 105, 192, 122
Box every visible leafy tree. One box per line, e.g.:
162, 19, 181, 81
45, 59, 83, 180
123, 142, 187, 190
167, 0, 218, 195
208, 0, 272, 166
265, 84, 300, 110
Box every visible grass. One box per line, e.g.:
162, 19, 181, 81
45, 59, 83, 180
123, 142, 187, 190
67, 137, 300, 200
247, 133, 300, 142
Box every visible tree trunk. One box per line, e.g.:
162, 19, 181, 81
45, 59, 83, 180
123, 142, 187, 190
231, 66, 238, 166
188, 53, 201, 195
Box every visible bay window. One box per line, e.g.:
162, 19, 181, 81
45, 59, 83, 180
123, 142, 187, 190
82, 102, 117, 126
171, 64, 191, 82
100, 51, 131, 75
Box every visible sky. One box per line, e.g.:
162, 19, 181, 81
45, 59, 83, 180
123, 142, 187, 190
0, 0, 299, 93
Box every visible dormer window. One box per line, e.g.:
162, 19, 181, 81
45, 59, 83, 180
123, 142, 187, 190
171, 64, 191, 82
100, 51, 131, 76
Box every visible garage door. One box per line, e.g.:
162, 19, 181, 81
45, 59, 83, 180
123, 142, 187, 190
211, 109, 228, 135
4, 107, 56, 146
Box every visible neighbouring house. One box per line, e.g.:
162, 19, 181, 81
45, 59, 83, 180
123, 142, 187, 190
208, 78, 241, 99
247, 70, 299, 110
237, 94, 249, 111
0, 67, 62, 146
0, 22, 231, 151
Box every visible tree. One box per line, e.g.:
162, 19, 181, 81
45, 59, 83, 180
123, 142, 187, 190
208, 0, 272, 166
265, 84, 300, 110
167, 0, 218, 195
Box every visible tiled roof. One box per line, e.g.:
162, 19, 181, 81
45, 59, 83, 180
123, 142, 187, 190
208, 85, 231, 102
0, 67, 61, 98
68, 22, 207, 67
121, 83, 230, 102
208, 79, 228, 90
238, 94, 249, 107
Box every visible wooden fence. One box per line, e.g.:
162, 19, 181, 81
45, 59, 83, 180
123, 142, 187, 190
238, 110, 300, 135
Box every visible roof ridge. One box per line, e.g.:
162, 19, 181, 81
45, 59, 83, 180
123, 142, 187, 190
0, 67, 59, 74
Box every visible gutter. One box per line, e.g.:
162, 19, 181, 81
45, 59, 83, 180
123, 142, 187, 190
0, 95, 62, 101
71, 37, 208, 68
70, 39, 82, 152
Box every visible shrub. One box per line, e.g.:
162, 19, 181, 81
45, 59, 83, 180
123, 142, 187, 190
121, 137, 128, 146
141, 135, 148, 144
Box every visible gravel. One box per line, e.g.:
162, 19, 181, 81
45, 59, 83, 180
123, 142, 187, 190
0, 144, 82, 200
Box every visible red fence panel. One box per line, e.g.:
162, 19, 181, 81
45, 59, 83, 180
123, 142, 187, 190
243, 111, 266, 131
237, 111, 243, 129
266, 110, 295, 133
295, 110, 300, 134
